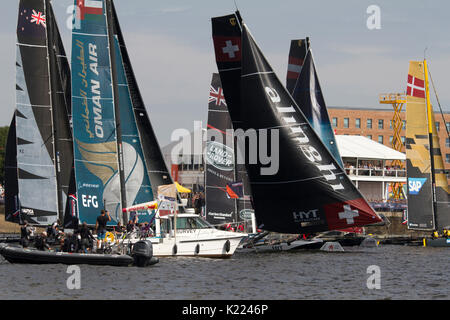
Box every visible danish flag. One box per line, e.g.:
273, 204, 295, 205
209, 85, 227, 106
406, 74, 425, 98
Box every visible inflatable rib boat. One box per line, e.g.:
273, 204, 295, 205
0, 241, 159, 267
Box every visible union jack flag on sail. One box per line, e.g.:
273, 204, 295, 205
30, 10, 46, 27
209, 85, 227, 106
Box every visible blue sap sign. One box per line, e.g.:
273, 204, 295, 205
408, 178, 427, 195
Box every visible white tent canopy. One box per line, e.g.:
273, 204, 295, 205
336, 135, 405, 160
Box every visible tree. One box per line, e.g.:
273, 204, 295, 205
0, 125, 10, 185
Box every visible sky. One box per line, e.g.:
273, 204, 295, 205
1, 0, 449, 146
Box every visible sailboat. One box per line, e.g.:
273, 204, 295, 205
211, 11, 382, 236
71, 0, 176, 226
289, 40, 344, 168
5, 0, 75, 226
405, 60, 450, 247
69, 0, 246, 257
288, 39, 371, 244
205, 73, 256, 232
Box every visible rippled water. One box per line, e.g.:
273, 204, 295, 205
0, 245, 448, 300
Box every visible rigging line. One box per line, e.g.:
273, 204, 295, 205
428, 66, 450, 140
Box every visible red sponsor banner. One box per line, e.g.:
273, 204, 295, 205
406, 74, 425, 98
324, 198, 381, 230
213, 36, 241, 62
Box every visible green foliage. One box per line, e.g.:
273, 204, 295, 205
0, 126, 10, 184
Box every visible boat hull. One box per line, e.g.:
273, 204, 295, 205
426, 238, 450, 247
125, 233, 245, 258
237, 239, 324, 253
0, 244, 134, 266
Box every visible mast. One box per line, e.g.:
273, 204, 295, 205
105, 0, 127, 223
423, 59, 438, 230
45, 0, 63, 223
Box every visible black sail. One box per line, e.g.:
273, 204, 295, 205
4, 116, 20, 223
111, 2, 177, 199
291, 49, 343, 168
205, 73, 236, 225
46, 1, 74, 223
212, 15, 382, 234
7, 0, 74, 225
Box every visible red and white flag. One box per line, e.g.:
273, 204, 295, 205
30, 10, 46, 27
209, 85, 227, 106
406, 74, 425, 98
213, 36, 241, 62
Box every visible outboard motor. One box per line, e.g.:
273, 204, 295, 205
131, 240, 158, 267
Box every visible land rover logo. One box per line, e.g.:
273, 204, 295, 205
239, 209, 254, 221
205, 141, 234, 171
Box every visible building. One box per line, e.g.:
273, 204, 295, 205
328, 106, 450, 183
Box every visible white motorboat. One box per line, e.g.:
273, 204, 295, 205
122, 198, 247, 258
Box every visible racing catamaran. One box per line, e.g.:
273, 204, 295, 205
5, 0, 75, 226
211, 11, 382, 237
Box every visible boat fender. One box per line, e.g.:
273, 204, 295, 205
224, 240, 230, 253
195, 244, 200, 255
172, 244, 177, 255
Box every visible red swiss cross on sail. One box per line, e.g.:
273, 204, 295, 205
406, 74, 425, 98
213, 36, 241, 62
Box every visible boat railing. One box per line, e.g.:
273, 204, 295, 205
345, 167, 406, 178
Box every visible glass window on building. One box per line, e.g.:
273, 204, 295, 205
389, 136, 393, 144
446, 122, 450, 132
390, 120, 393, 129
378, 135, 384, 144
332, 117, 338, 128
344, 118, 349, 128
435, 122, 440, 132
378, 119, 384, 129
402, 120, 406, 130
355, 118, 361, 128
446, 138, 450, 148
446, 154, 450, 164
367, 135, 372, 140
367, 118, 372, 129
401, 136, 405, 145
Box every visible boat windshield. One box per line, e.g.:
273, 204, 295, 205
175, 217, 215, 230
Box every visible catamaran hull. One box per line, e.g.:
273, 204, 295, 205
237, 239, 324, 253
